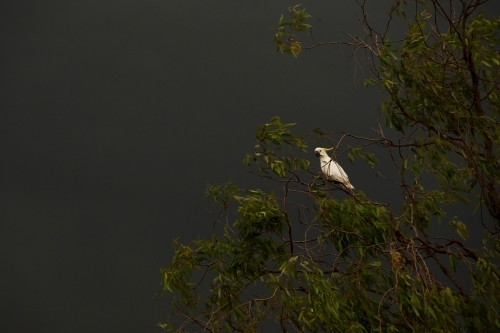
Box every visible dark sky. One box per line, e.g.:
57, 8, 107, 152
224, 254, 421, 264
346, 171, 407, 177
1, 1, 497, 332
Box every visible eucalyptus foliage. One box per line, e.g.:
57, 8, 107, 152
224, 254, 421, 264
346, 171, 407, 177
159, 1, 500, 331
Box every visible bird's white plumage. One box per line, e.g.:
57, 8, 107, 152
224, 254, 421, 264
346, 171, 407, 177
314, 147, 355, 190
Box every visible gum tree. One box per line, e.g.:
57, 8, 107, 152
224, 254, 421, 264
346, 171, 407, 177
159, 1, 500, 331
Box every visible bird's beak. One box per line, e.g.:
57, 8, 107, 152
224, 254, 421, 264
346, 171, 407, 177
314, 151, 320, 157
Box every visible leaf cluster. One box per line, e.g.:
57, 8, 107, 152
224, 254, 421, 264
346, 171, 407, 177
274, 5, 312, 57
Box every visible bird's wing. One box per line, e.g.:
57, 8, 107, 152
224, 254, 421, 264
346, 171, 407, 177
324, 160, 350, 183
334, 161, 350, 183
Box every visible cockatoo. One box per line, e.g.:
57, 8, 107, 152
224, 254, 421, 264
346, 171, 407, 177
315, 147, 355, 190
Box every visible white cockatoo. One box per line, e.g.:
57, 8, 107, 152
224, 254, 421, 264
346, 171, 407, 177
314, 147, 355, 190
